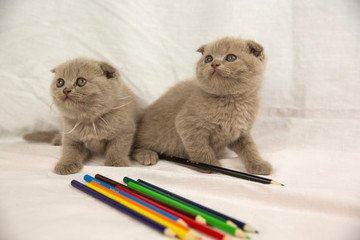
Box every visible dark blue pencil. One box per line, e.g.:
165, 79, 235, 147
70, 180, 177, 238
137, 179, 258, 233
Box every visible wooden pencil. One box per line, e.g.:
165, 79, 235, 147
70, 180, 177, 239
133, 177, 231, 224
124, 177, 250, 239
159, 154, 284, 186
95, 174, 206, 224
85, 182, 199, 240
137, 179, 258, 233
84, 175, 186, 225
94, 174, 232, 240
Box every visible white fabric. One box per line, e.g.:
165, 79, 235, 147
0, 0, 359, 240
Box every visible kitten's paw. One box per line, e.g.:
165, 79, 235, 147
245, 160, 272, 175
104, 157, 131, 167
54, 161, 82, 175
133, 149, 159, 166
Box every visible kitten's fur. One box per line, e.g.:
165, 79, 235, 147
132, 37, 272, 175
25, 58, 139, 175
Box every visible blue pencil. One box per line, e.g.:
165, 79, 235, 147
70, 180, 177, 238
137, 179, 258, 233
83, 175, 187, 226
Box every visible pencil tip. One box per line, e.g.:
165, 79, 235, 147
222, 236, 233, 240
270, 180, 284, 186
195, 215, 207, 225
243, 225, 259, 234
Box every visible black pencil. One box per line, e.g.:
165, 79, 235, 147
158, 154, 284, 186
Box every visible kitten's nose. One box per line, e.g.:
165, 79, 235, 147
211, 62, 221, 68
63, 88, 71, 95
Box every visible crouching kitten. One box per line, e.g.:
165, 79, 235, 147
24, 58, 139, 174
132, 37, 272, 175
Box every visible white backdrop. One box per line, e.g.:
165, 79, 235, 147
0, 1, 359, 240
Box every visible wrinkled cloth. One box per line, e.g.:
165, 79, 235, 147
0, 0, 359, 240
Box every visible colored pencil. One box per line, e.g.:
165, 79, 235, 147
159, 154, 284, 186
124, 177, 250, 239
85, 181, 199, 240
94, 174, 232, 240
137, 179, 258, 233
84, 175, 186, 226
95, 174, 207, 225
131, 178, 231, 224
87, 181, 193, 234
70, 180, 176, 239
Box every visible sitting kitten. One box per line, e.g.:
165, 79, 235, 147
132, 37, 272, 175
24, 58, 139, 175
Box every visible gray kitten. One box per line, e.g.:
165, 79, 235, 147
24, 58, 139, 175
132, 37, 272, 175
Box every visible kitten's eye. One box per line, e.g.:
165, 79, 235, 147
225, 54, 237, 62
76, 78, 87, 87
204, 55, 213, 63
56, 79, 65, 88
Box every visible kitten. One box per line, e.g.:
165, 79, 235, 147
24, 58, 139, 175
132, 37, 272, 175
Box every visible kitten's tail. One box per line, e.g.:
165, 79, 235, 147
23, 130, 62, 146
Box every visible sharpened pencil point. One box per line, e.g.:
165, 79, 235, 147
177, 218, 188, 226
270, 180, 284, 186
235, 229, 247, 239
243, 224, 259, 234
223, 235, 233, 240
195, 215, 207, 225
164, 228, 177, 238
226, 220, 238, 227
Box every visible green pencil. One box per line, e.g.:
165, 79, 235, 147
125, 178, 231, 224
124, 177, 250, 239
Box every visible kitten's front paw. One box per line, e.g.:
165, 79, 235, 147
54, 161, 82, 175
104, 157, 131, 167
245, 160, 272, 175
133, 149, 159, 166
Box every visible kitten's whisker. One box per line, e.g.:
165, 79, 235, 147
92, 121, 98, 138
118, 96, 132, 100
65, 120, 82, 134
112, 100, 133, 110
99, 116, 109, 126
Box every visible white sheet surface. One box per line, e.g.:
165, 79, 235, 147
0, 1, 359, 240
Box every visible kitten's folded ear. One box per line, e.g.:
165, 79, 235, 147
246, 40, 265, 61
51, 68, 56, 73
197, 45, 206, 55
99, 61, 118, 79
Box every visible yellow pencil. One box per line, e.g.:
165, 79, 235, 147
85, 183, 200, 240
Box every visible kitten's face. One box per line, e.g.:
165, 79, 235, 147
196, 37, 266, 95
50, 58, 119, 119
